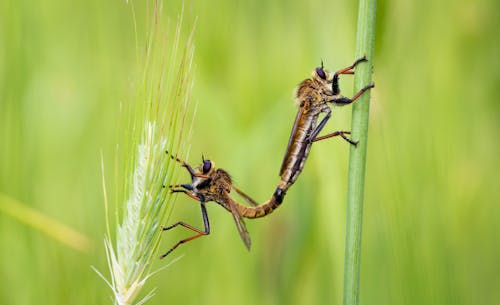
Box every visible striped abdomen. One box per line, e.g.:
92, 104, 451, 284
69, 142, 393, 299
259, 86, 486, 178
235, 187, 285, 218
279, 110, 318, 191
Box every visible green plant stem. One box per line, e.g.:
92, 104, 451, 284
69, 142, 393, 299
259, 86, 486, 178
342, 0, 376, 305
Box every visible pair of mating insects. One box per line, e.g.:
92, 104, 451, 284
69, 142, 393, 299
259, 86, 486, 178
161, 57, 374, 258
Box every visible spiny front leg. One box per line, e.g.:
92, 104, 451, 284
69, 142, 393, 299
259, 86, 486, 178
314, 82, 374, 145
332, 56, 368, 95
165, 150, 207, 178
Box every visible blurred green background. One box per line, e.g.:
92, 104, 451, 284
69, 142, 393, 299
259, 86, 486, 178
1, 0, 499, 304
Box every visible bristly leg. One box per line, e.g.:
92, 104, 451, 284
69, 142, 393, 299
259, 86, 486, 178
313, 82, 374, 146
312, 131, 358, 146
332, 83, 375, 106
165, 149, 187, 165
332, 56, 368, 95
165, 150, 209, 179
160, 202, 210, 258
170, 188, 203, 201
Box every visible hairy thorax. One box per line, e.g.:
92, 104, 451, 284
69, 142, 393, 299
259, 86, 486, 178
295, 78, 330, 111
205, 169, 232, 203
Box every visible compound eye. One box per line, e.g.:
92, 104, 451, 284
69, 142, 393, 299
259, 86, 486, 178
316, 67, 327, 80
202, 160, 212, 174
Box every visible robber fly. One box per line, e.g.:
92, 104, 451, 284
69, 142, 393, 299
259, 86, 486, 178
161, 153, 270, 258
160, 59, 374, 257
275, 57, 374, 201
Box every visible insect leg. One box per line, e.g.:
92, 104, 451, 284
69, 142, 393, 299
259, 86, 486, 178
165, 149, 188, 165
332, 83, 375, 106
308, 108, 332, 142
170, 189, 204, 201
165, 150, 202, 178
335, 56, 367, 76
312, 131, 358, 146
169, 184, 194, 190
317, 83, 374, 145
160, 202, 210, 258
332, 56, 367, 95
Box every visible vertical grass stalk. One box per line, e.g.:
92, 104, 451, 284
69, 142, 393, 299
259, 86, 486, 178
342, 0, 376, 305
94, 2, 196, 305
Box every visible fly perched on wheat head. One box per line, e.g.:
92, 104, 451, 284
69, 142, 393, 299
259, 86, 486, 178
161, 153, 258, 258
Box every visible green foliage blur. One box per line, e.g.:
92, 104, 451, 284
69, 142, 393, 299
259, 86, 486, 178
1, 0, 499, 304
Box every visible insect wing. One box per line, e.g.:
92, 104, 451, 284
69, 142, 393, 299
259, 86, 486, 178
232, 185, 259, 207
228, 196, 252, 250
279, 107, 307, 175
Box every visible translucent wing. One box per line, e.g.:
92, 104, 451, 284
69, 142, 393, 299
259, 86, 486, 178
226, 194, 251, 250
279, 106, 307, 175
232, 185, 259, 207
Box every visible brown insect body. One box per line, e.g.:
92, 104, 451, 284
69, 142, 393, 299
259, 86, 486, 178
161, 58, 374, 257
279, 74, 334, 189
277, 57, 374, 198
161, 155, 287, 258
187, 164, 280, 219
